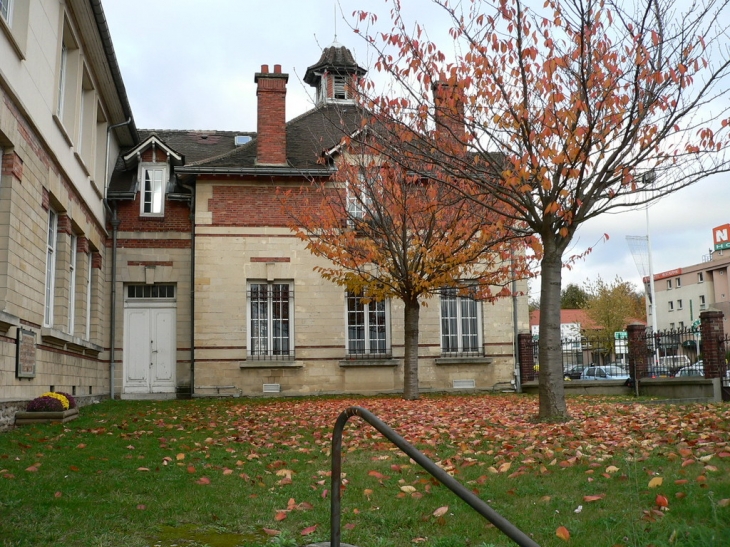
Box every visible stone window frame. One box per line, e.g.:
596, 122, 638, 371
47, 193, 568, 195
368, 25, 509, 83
345, 290, 391, 358
138, 163, 167, 217
247, 280, 294, 360
439, 286, 483, 356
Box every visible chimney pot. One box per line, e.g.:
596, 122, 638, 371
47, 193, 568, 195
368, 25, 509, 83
261, 64, 269, 73
274, 64, 282, 74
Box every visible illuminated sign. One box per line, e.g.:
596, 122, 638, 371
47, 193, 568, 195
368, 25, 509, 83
713, 224, 730, 250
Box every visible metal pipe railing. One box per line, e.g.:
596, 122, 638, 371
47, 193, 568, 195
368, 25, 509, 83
330, 406, 540, 547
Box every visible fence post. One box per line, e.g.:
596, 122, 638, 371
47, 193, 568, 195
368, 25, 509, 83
517, 332, 535, 383
699, 310, 725, 379
627, 323, 647, 394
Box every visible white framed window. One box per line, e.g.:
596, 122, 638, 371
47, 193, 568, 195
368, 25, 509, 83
346, 172, 370, 222
247, 281, 293, 359
668, 301, 674, 312
676, 277, 682, 288
698, 272, 704, 283
84, 255, 92, 339
440, 287, 482, 355
0, 0, 13, 23
44, 210, 58, 327
139, 164, 166, 216
700, 295, 706, 309
677, 299, 683, 310
670, 323, 675, 330
679, 321, 684, 329
68, 235, 77, 334
667, 279, 672, 290
346, 291, 390, 357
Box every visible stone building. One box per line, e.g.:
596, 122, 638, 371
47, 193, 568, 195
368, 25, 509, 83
0, 0, 136, 406
1, 1, 528, 406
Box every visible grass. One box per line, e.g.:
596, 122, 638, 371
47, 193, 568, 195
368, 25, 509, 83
0, 393, 729, 547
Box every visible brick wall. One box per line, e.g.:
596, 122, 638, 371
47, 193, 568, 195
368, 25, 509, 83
255, 64, 288, 165
209, 185, 326, 226
115, 194, 191, 232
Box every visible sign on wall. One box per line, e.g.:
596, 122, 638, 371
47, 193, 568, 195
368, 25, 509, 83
15, 328, 36, 379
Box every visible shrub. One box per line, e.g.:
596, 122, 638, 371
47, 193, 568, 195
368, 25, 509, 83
55, 392, 76, 409
26, 395, 65, 412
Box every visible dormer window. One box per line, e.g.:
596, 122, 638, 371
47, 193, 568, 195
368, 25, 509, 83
140, 164, 166, 216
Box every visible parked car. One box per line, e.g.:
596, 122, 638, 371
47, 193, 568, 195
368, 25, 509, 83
564, 365, 588, 380
581, 365, 630, 381
675, 363, 705, 377
655, 355, 691, 376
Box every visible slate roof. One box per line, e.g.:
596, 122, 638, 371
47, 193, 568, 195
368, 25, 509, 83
107, 129, 255, 195
182, 103, 364, 173
303, 43, 366, 86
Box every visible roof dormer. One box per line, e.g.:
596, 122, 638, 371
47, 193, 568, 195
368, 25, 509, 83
303, 42, 366, 106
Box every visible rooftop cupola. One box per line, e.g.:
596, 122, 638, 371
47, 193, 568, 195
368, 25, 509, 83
304, 42, 366, 106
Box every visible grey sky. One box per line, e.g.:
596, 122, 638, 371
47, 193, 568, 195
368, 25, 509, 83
103, 0, 730, 300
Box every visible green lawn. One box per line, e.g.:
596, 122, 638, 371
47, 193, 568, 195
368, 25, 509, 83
1, 394, 729, 547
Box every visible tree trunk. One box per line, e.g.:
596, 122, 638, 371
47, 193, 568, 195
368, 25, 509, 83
538, 240, 569, 420
403, 299, 420, 400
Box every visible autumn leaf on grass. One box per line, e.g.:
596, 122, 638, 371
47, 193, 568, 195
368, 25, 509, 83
655, 494, 669, 508
263, 528, 280, 536
76, 443, 86, 449
344, 523, 356, 531
583, 494, 605, 502
648, 477, 663, 488
556, 526, 570, 541
176, 453, 185, 461
498, 462, 511, 473
718, 499, 730, 507
368, 470, 388, 480
605, 465, 619, 474
364, 488, 373, 500
54, 491, 62, 498
432, 506, 449, 518
196, 476, 211, 485
276, 469, 294, 479
25, 464, 39, 472
274, 511, 288, 522
300, 524, 317, 536
137, 467, 150, 472
400, 485, 416, 493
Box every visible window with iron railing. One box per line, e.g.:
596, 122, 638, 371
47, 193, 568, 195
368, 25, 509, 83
440, 287, 482, 356
346, 291, 390, 358
248, 282, 294, 359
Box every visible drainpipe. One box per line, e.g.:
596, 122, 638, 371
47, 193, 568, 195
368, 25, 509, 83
103, 118, 132, 400
181, 181, 196, 397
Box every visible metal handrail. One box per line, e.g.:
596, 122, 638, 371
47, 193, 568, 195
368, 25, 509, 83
330, 406, 540, 547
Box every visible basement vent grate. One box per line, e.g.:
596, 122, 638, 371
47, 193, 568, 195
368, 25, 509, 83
263, 383, 281, 393
453, 379, 476, 389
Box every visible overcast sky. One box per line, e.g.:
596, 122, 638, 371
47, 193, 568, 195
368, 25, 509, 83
103, 0, 730, 300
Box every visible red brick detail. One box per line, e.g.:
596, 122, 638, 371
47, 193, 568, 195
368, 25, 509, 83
255, 64, 288, 165
1, 150, 23, 180
77, 237, 90, 254
57, 213, 73, 235
3, 93, 105, 240
700, 310, 726, 378
113, 239, 191, 249
627, 323, 648, 379
517, 333, 536, 383
250, 257, 290, 263
42, 188, 50, 211
91, 251, 102, 269
140, 148, 168, 163
113, 194, 191, 233
209, 185, 320, 227
127, 261, 173, 267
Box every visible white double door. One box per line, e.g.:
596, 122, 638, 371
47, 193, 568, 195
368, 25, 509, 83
123, 303, 176, 394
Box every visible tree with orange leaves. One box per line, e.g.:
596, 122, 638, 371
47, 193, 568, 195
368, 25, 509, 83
352, 0, 730, 418
290, 127, 527, 401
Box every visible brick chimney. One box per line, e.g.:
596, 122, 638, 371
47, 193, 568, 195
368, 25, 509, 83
255, 64, 289, 165
432, 81, 465, 154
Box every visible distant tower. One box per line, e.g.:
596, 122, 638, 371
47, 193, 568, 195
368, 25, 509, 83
304, 42, 366, 105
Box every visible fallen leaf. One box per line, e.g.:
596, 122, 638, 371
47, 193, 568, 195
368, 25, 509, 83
25, 465, 39, 472
196, 477, 210, 485
368, 470, 386, 480
300, 524, 317, 536
344, 523, 356, 530
498, 462, 512, 473
187, 466, 196, 473
556, 526, 570, 540
76, 444, 86, 449
605, 466, 619, 474
655, 494, 669, 507
364, 488, 373, 499
263, 528, 280, 536
432, 506, 449, 518
717, 499, 730, 507
400, 485, 416, 493
648, 477, 663, 488
583, 494, 605, 502
54, 491, 62, 498
137, 467, 150, 472
137, 504, 146, 510
176, 453, 185, 461
275, 511, 288, 521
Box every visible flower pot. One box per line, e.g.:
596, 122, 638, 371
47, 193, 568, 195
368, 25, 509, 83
15, 407, 78, 425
